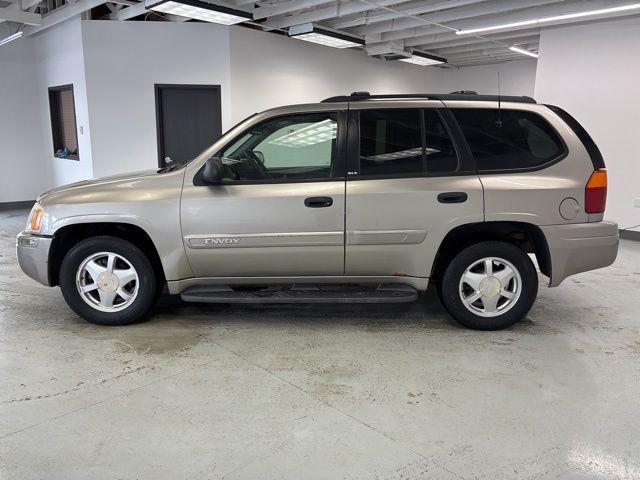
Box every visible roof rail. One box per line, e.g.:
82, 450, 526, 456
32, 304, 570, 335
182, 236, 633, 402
321, 91, 537, 104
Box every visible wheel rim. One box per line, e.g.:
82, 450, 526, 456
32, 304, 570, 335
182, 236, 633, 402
458, 257, 522, 318
76, 252, 139, 313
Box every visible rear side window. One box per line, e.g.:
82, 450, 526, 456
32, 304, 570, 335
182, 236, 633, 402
546, 104, 605, 169
358, 109, 462, 177
423, 109, 459, 174
451, 108, 565, 172
359, 109, 423, 176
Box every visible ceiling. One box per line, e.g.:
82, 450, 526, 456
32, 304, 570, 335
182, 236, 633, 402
2, 0, 640, 66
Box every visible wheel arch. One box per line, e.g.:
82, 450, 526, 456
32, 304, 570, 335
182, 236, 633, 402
48, 222, 166, 288
430, 221, 551, 282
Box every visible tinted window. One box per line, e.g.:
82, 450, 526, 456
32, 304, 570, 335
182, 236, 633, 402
219, 113, 337, 181
360, 109, 422, 176
423, 109, 459, 174
451, 109, 564, 171
546, 104, 605, 169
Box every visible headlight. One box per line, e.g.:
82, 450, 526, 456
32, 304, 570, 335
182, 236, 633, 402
26, 202, 45, 234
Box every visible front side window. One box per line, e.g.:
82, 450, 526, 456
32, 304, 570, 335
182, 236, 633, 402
359, 109, 423, 176
451, 108, 564, 172
218, 113, 337, 181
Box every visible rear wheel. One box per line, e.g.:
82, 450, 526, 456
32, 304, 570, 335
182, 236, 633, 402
59, 236, 158, 325
439, 241, 538, 330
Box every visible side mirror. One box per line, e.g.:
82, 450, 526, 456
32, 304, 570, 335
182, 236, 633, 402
202, 156, 224, 184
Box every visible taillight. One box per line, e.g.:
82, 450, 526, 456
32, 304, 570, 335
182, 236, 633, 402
585, 169, 607, 214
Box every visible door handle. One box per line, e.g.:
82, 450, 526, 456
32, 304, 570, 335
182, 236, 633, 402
304, 196, 333, 208
437, 192, 468, 204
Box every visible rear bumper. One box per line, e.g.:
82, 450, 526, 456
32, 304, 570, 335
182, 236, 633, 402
541, 221, 619, 287
16, 232, 53, 286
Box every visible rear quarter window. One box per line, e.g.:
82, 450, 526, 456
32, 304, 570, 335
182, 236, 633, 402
451, 108, 565, 172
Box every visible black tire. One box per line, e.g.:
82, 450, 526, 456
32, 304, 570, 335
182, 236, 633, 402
439, 241, 538, 330
59, 236, 158, 326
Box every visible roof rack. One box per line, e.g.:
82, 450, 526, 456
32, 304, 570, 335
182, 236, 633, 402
321, 91, 537, 104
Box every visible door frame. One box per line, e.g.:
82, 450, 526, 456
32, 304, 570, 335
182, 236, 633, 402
154, 84, 222, 167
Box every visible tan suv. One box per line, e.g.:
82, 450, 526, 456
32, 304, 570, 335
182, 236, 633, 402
16, 92, 619, 330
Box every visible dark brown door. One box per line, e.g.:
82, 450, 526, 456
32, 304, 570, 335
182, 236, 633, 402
155, 84, 222, 167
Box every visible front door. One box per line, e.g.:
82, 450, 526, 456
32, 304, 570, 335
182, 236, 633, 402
181, 110, 346, 278
155, 84, 222, 167
345, 104, 484, 278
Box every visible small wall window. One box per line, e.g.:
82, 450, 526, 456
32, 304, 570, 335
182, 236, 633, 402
48, 85, 79, 160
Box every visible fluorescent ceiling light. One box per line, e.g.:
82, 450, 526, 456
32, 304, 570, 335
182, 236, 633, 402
268, 119, 336, 148
289, 23, 364, 49
509, 46, 539, 58
147, 0, 252, 25
398, 50, 446, 66
0, 31, 23, 47
456, 3, 640, 35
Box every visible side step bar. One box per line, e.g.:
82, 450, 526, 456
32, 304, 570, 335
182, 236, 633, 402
180, 284, 418, 304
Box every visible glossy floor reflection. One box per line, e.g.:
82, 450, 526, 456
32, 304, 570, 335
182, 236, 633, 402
1, 209, 639, 479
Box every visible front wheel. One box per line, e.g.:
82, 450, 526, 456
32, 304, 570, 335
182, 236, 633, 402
439, 241, 538, 330
59, 236, 159, 326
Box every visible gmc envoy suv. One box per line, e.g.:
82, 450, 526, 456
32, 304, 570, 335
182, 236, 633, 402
16, 92, 619, 330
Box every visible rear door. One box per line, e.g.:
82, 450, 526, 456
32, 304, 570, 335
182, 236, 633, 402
344, 102, 484, 278
447, 103, 591, 225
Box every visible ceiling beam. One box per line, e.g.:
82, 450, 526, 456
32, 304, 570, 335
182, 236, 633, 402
103, 0, 143, 20
262, 0, 413, 29
353, 0, 562, 37
253, 0, 333, 20
0, 5, 41, 23
430, 35, 539, 55
0, 0, 43, 25
413, 28, 540, 50
368, 0, 640, 45
326, 0, 485, 29
444, 43, 538, 60
447, 53, 528, 66
103, 0, 189, 21
21, 0, 106, 36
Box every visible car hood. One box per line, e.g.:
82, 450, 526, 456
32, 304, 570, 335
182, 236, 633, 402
38, 169, 166, 201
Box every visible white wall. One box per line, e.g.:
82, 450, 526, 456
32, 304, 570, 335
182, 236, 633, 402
3, 14, 639, 235
33, 17, 94, 186
228, 27, 445, 123
81, 20, 232, 178
535, 18, 640, 231
0, 35, 49, 202
442, 59, 537, 97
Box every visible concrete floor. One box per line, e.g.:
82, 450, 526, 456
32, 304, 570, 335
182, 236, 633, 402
1, 209, 639, 480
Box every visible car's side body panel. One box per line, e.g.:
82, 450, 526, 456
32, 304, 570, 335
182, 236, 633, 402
180, 102, 349, 278
180, 180, 346, 276
442, 101, 594, 227
344, 176, 484, 277
542, 221, 619, 286
34, 169, 191, 282
15, 98, 619, 301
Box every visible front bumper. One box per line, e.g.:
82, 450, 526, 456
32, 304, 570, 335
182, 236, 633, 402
16, 232, 53, 286
541, 221, 619, 287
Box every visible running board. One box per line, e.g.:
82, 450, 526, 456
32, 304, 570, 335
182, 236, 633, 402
180, 284, 418, 304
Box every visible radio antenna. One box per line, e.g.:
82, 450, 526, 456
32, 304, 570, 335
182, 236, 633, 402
496, 71, 503, 128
